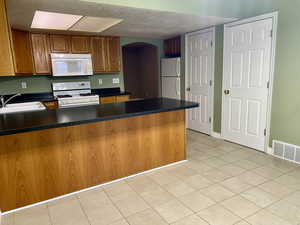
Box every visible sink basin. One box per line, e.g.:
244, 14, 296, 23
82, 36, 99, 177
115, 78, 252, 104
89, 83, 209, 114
0, 102, 46, 114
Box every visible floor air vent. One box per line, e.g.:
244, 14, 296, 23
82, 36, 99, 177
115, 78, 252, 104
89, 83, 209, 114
273, 140, 300, 164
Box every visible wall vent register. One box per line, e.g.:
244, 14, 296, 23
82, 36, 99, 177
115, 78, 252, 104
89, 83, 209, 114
273, 140, 300, 164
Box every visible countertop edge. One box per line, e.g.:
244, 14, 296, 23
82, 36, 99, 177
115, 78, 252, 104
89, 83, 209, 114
0, 103, 197, 136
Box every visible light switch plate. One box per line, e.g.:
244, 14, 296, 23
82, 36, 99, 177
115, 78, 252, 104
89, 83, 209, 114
21, 82, 27, 89
112, 78, 120, 84
98, 79, 103, 85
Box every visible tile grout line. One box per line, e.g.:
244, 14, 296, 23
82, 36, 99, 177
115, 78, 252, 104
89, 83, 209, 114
76, 194, 93, 225
46, 204, 54, 225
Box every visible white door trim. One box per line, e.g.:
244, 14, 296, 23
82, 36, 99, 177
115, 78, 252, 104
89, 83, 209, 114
185, 26, 216, 134
221, 12, 278, 152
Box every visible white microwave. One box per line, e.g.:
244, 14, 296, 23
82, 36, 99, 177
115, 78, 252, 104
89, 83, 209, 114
50, 53, 93, 76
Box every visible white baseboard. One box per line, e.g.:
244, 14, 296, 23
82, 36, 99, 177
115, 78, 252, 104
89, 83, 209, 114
211, 132, 222, 139
2, 160, 187, 215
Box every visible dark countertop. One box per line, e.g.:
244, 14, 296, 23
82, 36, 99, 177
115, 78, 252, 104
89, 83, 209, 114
2, 88, 130, 103
0, 98, 198, 136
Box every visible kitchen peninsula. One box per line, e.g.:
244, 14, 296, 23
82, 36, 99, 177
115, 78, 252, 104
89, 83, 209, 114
0, 98, 198, 212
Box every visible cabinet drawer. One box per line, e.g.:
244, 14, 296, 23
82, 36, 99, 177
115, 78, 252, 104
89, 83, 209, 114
116, 95, 129, 103
100, 96, 116, 104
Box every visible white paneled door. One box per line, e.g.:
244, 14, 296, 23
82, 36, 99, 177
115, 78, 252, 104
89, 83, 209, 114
186, 29, 214, 134
222, 17, 274, 151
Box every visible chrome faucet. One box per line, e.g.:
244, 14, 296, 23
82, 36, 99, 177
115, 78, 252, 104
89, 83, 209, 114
0, 93, 21, 108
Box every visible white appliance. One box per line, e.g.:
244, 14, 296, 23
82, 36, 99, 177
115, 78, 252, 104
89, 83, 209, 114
51, 54, 93, 76
161, 57, 181, 100
52, 81, 99, 108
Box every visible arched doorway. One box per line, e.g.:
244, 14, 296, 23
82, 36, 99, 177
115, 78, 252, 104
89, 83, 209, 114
122, 42, 159, 99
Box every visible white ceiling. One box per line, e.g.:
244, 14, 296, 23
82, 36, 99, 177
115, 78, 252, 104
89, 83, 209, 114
7, 0, 236, 39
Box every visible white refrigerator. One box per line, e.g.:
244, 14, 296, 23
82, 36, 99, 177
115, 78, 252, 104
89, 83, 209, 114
161, 57, 181, 100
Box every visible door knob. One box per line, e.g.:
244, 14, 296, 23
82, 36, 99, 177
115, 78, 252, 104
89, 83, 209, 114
224, 90, 230, 95
186, 87, 191, 92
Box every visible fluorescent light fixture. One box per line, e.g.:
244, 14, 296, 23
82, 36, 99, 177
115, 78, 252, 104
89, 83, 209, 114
70, 16, 123, 32
31, 10, 83, 30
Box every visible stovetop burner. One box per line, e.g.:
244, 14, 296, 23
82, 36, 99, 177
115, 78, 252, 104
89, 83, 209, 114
57, 94, 72, 98
80, 93, 94, 97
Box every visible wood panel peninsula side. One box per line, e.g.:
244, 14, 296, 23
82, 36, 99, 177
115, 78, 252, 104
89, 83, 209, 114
0, 98, 198, 212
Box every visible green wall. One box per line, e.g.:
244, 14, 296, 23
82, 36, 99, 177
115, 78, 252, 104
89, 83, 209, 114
213, 25, 224, 133
2, 0, 300, 147
202, 1, 300, 147
0, 37, 163, 95
92, 0, 300, 147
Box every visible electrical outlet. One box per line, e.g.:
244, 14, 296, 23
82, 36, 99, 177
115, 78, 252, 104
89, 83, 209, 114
98, 79, 103, 85
21, 82, 27, 89
112, 78, 120, 84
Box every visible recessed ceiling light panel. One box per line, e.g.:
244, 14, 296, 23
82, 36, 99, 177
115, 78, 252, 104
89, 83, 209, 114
70, 16, 123, 32
31, 10, 83, 30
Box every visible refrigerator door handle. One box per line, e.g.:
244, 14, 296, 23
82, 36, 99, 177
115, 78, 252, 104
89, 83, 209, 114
176, 78, 181, 96
177, 59, 180, 76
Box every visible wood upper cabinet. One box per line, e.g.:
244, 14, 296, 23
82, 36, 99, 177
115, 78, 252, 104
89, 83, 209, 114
71, 36, 90, 53
11, 32, 121, 75
91, 37, 106, 73
91, 36, 121, 74
164, 36, 181, 57
106, 37, 121, 72
31, 33, 51, 74
0, 0, 15, 76
49, 34, 70, 53
11, 29, 34, 74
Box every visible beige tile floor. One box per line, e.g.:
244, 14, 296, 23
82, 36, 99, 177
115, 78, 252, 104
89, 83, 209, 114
2, 130, 300, 225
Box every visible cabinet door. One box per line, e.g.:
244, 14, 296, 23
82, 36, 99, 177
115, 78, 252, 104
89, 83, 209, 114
164, 36, 181, 57
91, 37, 106, 73
12, 29, 34, 74
0, 0, 14, 76
106, 37, 121, 72
71, 36, 90, 53
49, 34, 70, 53
116, 95, 129, 103
31, 33, 51, 74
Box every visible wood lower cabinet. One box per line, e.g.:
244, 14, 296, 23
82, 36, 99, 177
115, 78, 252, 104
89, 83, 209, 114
0, 0, 15, 76
71, 36, 90, 53
31, 33, 51, 74
100, 96, 116, 104
100, 95, 130, 104
116, 95, 129, 102
43, 101, 58, 110
0, 110, 185, 211
11, 29, 34, 74
49, 34, 70, 53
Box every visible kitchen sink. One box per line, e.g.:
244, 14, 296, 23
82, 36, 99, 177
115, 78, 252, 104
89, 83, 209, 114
0, 102, 46, 114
